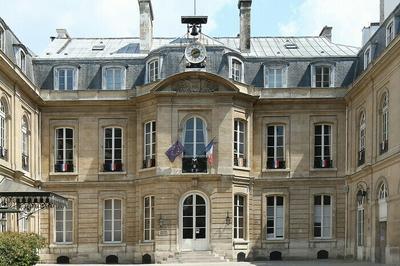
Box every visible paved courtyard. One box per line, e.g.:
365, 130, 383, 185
38, 260, 392, 266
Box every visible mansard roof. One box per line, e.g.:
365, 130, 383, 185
38, 34, 359, 60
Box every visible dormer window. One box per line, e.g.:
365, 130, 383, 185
364, 46, 371, 70
103, 66, 125, 90
146, 58, 160, 83
311, 64, 335, 88
19, 49, 26, 73
0, 26, 4, 51
386, 19, 395, 46
264, 65, 287, 88
54, 66, 78, 91
229, 57, 244, 82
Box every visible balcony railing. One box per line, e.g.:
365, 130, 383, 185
266, 159, 286, 169
380, 140, 388, 155
22, 154, 29, 171
182, 157, 207, 173
314, 158, 333, 169
103, 162, 123, 172
54, 163, 74, 173
358, 149, 365, 166
143, 158, 156, 169
0, 146, 8, 161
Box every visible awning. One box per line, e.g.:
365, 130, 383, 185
0, 177, 68, 214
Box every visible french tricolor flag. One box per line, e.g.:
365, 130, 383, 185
322, 159, 330, 168
205, 138, 216, 165
274, 159, 280, 169
61, 163, 69, 172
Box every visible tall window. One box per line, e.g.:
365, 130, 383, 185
265, 66, 286, 88
18, 214, 29, 233
234, 195, 245, 239
386, 20, 394, 46
0, 213, 6, 232
104, 199, 122, 243
182, 117, 207, 173
55, 128, 74, 172
55, 201, 73, 243
104, 127, 123, 172
143, 121, 156, 169
144, 196, 154, 241
378, 183, 388, 222
314, 124, 332, 168
380, 93, 389, 154
357, 193, 365, 247
103, 67, 124, 90
364, 47, 371, 70
233, 120, 246, 167
358, 112, 366, 166
55, 67, 77, 90
0, 26, 4, 51
267, 125, 285, 169
266, 195, 284, 240
21, 116, 29, 171
231, 58, 243, 82
314, 195, 332, 238
147, 59, 159, 83
0, 99, 7, 160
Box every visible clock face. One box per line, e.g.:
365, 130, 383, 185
185, 42, 207, 64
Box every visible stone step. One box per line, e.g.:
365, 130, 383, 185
163, 251, 227, 264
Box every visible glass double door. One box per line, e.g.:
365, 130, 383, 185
181, 193, 208, 251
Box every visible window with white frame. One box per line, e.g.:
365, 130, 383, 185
55, 128, 74, 172
182, 117, 208, 173
147, 59, 159, 83
104, 127, 123, 172
233, 120, 246, 167
54, 67, 77, 90
314, 124, 332, 168
18, 213, 29, 233
357, 195, 364, 247
234, 194, 245, 239
103, 67, 125, 90
314, 195, 332, 238
0, 99, 7, 159
0, 213, 7, 232
55, 200, 73, 243
230, 58, 243, 82
144, 196, 154, 241
358, 112, 366, 166
378, 183, 388, 222
143, 121, 156, 168
311, 64, 334, 88
0, 26, 4, 51
21, 116, 29, 171
104, 199, 122, 243
266, 195, 284, 240
19, 49, 26, 73
380, 93, 389, 154
364, 47, 371, 70
386, 20, 395, 46
265, 66, 287, 88
267, 125, 285, 169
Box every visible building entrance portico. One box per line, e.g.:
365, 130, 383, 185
179, 192, 209, 251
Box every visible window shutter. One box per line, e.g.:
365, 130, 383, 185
311, 65, 316, 88
264, 66, 269, 88
282, 66, 288, 88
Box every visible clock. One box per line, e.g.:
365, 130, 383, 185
185, 42, 207, 65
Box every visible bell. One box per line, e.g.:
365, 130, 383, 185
190, 25, 199, 36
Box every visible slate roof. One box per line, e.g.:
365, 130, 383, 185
39, 34, 359, 59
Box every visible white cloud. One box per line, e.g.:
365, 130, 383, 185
278, 0, 380, 47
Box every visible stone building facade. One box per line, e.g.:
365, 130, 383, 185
0, 0, 399, 264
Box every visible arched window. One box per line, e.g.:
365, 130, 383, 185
356, 190, 365, 247
0, 99, 8, 160
230, 57, 244, 82
358, 112, 366, 166
378, 182, 388, 222
21, 116, 29, 171
380, 93, 389, 154
182, 117, 207, 173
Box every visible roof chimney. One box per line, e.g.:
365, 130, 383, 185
138, 0, 154, 53
56, 29, 70, 39
319, 26, 332, 41
238, 0, 252, 53
380, 0, 385, 24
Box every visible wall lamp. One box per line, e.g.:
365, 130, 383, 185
356, 189, 367, 205
225, 211, 231, 225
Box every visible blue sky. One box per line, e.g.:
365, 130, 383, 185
0, 0, 379, 54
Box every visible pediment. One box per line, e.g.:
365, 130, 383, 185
152, 72, 239, 93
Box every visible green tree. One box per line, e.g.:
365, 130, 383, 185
0, 232, 45, 266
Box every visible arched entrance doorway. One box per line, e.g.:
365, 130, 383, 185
180, 192, 209, 251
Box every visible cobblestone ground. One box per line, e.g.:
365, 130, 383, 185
38, 260, 392, 266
